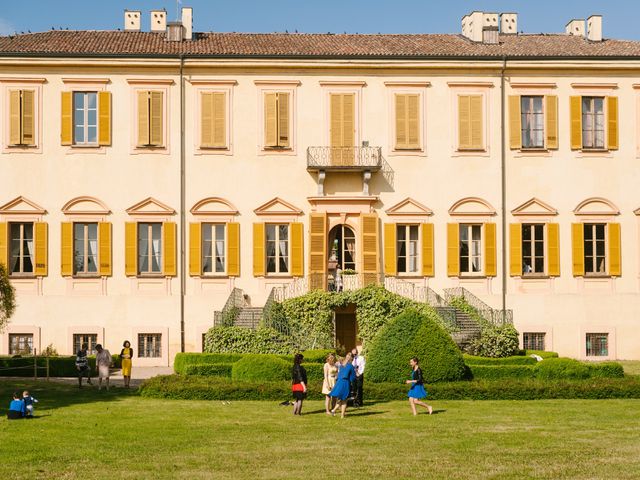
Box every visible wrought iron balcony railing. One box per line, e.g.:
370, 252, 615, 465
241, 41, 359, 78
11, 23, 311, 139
307, 146, 382, 171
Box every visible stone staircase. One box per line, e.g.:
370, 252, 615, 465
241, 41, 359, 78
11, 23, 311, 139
435, 306, 482, 349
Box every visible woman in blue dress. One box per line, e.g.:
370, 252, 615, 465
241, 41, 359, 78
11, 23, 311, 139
330, 352, 355, 418
406, 357, 433, 416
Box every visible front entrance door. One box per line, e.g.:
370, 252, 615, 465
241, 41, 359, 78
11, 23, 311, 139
335, 312, 357, 353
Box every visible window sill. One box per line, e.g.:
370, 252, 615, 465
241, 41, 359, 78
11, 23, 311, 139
72, 275, 101, 279
9, 275, 37, 279
263, 146, 292, 151
583, 275, 612, 279
200, 274, 229, 278
136, 274, 166, 279
199, 146, 229, 151
70, 144, 101, 149
521, 274, 549, 279
456, 148, 486, 153
458, 275, 487, 279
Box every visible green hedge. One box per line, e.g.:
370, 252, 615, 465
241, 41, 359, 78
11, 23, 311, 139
589, 362, 625, 378
299, 349, 335, 364
183, 364, 233, 377
524, 350, 559, 359
470, 365, 536, 380
534, 358, 591, 380
139, 375, 640, 401
174, 353, 245, 374
464, 354, 537, 366
470, 360, 625, 380
231, 354, 292, 382
183, 357, 324, 382
203, 327, 295, 355
0, 355, 121, 377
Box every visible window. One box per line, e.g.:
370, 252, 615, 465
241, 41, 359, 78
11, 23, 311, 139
522, 224, 545, 275
138, 223, 162, 275
74, 222, 98, 276
266, 224, 289, 274
582, 97, 605, 149
9, 89, 35, 146
73, 92, 98, 145
9, 334, 33, 355
200, 91, 226, 148
395, 94, 420, 150
523, 332, 545, 351
459, 224, 482, 274
397, 225, 419, 273
584, 223, 606, 275
264, 92, 290, 148
137, 90, 163, 147
138, 333, 161, 358
73, 334, 97, 355
202, 223, 225, 274
458, 94, 483, 151
9, 222, 34, 275
586, 333, 608, 357
521, 96, 544, 148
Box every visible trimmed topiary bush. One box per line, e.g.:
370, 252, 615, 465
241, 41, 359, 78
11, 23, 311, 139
588, 362, 625, 379
470, 365, 536, 380
299, 349, 335, 364
174, 353, 245, 374
203, 327, 295, 355
534, 358, 590, 380
524, 350, 559, 359
231, 354, 292, 382
463, 354, 537, 365
184, 363, 233, 377
466, 324, 520, 358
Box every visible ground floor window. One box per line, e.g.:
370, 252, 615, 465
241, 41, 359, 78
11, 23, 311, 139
523, 332, 545, 351
9, 334, 33, 355
584, 223, 606, 275
586, 333, 608, 357
138, 333, 162, 358
266, 224, 289, 274
202, 223, 225, 274
522, 224, 545, 275
397, 224, 419, 273
138, 222, 162, 275
459, 224, 482, 274
73, 333, 98, 355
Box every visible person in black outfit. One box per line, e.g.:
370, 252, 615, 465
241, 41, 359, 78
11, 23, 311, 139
351, 348, 365, 407
291, 353, 307, 415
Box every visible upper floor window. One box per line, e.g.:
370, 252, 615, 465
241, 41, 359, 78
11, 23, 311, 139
266, 224, 289, 274
138, 222, 162, 275
459, 224, 482, 274
73, 92, 98, 145
522, 224, 545, 275
9, 222, 34, 275
397, 224, 419, 274
521, 96, 544, 149
200, 91, 227, 149
264, 92, 290, 148
582, 96, 605, 149
74, 222, 98, 275
584, 223, 606, 275
9, 89, 35, 146
137, 90, 163, 147
202, 223, 226, 274
458, 94, 483, 151
394, 94, 420, 150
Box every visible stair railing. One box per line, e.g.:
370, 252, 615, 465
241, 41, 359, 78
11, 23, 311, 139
443, 287, 512, 325
213, 287, 244, 327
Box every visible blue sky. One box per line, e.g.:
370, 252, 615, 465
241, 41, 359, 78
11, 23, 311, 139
1, 1, 639, 40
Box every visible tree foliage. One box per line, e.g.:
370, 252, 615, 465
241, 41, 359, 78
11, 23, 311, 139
0, 263, 16, 332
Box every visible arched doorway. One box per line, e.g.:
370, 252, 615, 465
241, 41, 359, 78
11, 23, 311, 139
328, 224, 356, 271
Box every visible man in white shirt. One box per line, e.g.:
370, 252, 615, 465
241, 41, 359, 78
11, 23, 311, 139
351, 348, 366, 407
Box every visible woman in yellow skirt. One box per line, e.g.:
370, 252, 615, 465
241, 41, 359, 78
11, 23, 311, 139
119, 340, 133, 388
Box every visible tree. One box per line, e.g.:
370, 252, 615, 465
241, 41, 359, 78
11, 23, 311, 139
0, 263, 16, 332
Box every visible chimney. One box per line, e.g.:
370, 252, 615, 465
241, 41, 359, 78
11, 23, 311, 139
166, 22, 184, 42
461, 11, 499, 43
587, 15, 602, 41
500, 13, 518, 35
150, 9, 167, 33
124, 10, 141, 32
565, 19, 585, 37
181, 7, 193, 40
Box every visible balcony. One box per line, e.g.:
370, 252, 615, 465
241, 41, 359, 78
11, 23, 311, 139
306, 146, 382, 172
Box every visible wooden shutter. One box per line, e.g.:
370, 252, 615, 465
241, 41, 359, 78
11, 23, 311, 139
137, 91, 150, 146
212, 92, 226, 148
395, 94, 420, 150
484, 223, 497, 277
608, 223, 621, 276
330, 93, 355, 164
253, 223, 265, 276
395, 94, 407, 149
98, 91, 112, 146
607, 96, 619, 151
547, 223, 560, 277
0, 223, 6, 269
264, 93, 278, 147
383, 223, 396, 276
34, 222, 47, 276
509, 223, 522, 276
447, 223, 459, 276
200, 92, 213, 148
189, 222, 201, 276
227, 222, 240, 277
60, 222, 73, 276
508, 95, 521, 149
125, 222, 137, 276
21, 90, 35, 146
98, 222, 112, 276
458, 95, 471, 150
9, 90, 21, 145
61, 91, 73, 145
150, 91, 163, 146
162, 222, 177, 276
421, 223, 434, 277
360, 213, 379, 285
330, 94, 342, 148
545, 95, 558, 149
309, 213, 326, 289
570, 96, 582, 150
278, 92, 290, 147
571, 223, 584, 276
290, 222, 304, 277
470, 95, 483, 150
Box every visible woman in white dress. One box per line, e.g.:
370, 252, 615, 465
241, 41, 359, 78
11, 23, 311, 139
322, 353, 339, 415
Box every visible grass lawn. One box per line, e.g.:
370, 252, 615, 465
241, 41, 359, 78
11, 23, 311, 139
1, 380, 639, 480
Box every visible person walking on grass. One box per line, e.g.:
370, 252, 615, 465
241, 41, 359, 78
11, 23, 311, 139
291, 353, 308, 415
75, 343, 92, 388
322, 353, 339, 415
330, 352, 356, 418
95, 344, 113, 391
119, 340, 133, 388
406, 357, 432, 416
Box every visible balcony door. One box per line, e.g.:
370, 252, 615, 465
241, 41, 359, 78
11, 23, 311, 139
330, 93, 355, 166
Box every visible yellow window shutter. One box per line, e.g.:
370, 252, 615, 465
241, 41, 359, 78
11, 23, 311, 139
458, 95, 470, 150
421, 223, 434, 277
383, 223, 397, 276
125, 222, 137, 276
547, 223, 560, 277
98, 91, 112, 146
395, 94, 407, 149
484, 223, 497, 277
470, 95, 483, 150
212, 92, 226, 148
162, 222, 177, 276
290, 222, 304, 277
509, 223, 522, 276
34, 222, 47, 276
200, 92, 213, 148
226, 222, 240, 277
60, 222, 73, 276
508, 95, 521, 149
150, 91, 163, 146
61, 91, 73, 145
571, 223, 584, 276
264, 93, 278, 147
360, 213, 379, 285
330, 93, 342, 148
9, 90, 21, 145
570, 96, 582, 150
278, 92, 290, 147
253, 223, 265, 276
545, 95, 558, 149
98, 222, 112, 276
21, 90, 35, 145
137, 91, 149, 146
407, 94, 420, 149
343, 94, 355, 147
189, 222, 202, 276
607, 96, 619, 151
608, 223, 621, 276
447, 223, 459, 276
0, 222, 8, 269
308, 213, 326, 290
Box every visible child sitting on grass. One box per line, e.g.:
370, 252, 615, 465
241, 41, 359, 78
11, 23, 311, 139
22, 391, 38, 417
7, 392, 25, 420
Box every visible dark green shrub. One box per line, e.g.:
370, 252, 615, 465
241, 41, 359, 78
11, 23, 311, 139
231, 354, 291, 382
0, 355, 121, 377
464, 354, 537, 365
524, 350, 559, 359
303, 362, 324, 382
300, 349, 335, 364
470, 365, 536, 380
183, 363, 233, 377
466, 324, 520, 358
534, 358, 590, 380
588, 362, 625, 378
203, 327, 295, 355
174, 353, 244, 373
